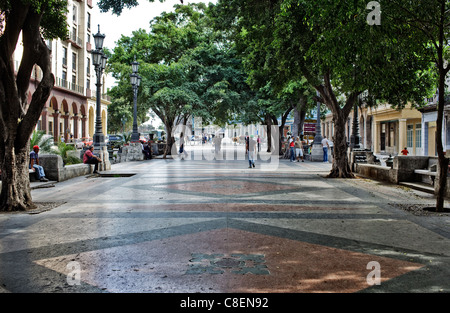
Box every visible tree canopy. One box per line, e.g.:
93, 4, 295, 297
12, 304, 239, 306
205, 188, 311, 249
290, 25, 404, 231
108, 3, 254, 155
213, 0, 436, 176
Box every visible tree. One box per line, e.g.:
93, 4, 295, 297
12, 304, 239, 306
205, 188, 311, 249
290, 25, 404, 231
108, 3, 253, 157
218, 0, 434, 178
0, 0, 67, 211
385, 0, 450, 211
210, 1, 316, 153
139, 62, 202, 157
0, 0, 181, 211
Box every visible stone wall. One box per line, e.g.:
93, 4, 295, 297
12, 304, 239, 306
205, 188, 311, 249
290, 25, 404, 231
393, 156, 432, 183
117, 142, 144, 162
354, 155, 450, 197
355, 163, 395, 183
38, 154, 93, 181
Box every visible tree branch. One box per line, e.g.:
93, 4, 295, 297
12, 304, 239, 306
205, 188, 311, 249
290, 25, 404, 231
16, 9, 55, 149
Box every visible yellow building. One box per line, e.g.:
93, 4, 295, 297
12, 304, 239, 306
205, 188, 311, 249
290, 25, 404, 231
368, 104, 422, 156
321, 102, 448, 157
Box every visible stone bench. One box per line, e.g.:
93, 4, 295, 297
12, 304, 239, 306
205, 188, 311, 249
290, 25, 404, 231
414, 158, 438, 185
29, 168, 37, 182
37, 154, 95, 182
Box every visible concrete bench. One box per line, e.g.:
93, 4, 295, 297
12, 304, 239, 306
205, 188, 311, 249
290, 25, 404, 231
29, 168, 37, 182
414, 159, 438, 185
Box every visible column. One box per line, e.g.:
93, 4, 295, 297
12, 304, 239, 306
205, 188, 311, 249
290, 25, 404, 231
62, 114, 70, 142
81, 115, 87, 138
423, 118, 428, 156
373, 121, 380, 154
41, 108, 48, 134
363, 112, 367, 149
52, 110, 60, 141
399, 118, 407, 155
72, 114, 79, 139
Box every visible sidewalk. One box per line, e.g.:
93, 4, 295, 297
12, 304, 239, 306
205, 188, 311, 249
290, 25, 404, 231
0, 155, 449, 294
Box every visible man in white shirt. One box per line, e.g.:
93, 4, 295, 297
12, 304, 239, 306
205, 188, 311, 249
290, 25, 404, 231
247, 135, 257, 168
321, 136, 329, 162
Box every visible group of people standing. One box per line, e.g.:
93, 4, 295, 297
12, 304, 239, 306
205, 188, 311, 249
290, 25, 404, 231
288, 136, 305, 163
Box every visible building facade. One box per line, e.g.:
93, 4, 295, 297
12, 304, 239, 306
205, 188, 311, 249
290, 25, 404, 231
14, 0, 110, 143
321, 100, 450, 157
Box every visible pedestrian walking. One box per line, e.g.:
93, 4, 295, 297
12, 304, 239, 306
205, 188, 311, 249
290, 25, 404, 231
29, 145, 49, 182
143, 143, 152, 160
214, 133, 222, 155
295, 136, 304, 162
179, 132, 187, 160
247, 135, 257, 168
321, 136, 330, 163
83, 145, 101, 174
289, 136, 295, 162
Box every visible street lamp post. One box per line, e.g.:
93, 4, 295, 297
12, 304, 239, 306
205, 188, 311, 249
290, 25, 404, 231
91, 25, 107, 152
311, 91, 325, 161
130, 57, 141, 143
313, 91, 323, 145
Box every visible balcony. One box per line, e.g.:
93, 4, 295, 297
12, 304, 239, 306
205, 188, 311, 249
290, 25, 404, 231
67, 31, 83, 49
55, 77, 84, 95
102, 93, 111, 102
87, 0, 93, 8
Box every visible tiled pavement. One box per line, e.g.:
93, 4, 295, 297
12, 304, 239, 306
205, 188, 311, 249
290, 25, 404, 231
0, 149, 449, 296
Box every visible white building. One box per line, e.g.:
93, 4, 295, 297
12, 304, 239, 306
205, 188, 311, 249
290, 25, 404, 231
14, 0, 110, 143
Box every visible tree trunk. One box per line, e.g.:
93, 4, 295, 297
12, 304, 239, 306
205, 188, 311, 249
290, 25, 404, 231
328, 112, 354, 178
435, 67, 448, 212
0, 141, 35, 211
163, 122, 175, 158
0, 4, 54, 212
297, 95, 307, 138
316, 72, 358, 178
298, 108, 306, 138
265, 114, 273, 152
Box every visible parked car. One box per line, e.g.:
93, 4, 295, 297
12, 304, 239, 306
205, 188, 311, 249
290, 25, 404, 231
107, 134, 125, 149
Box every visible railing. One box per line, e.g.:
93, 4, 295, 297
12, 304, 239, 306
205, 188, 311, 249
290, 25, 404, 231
55, 77, 84, 95
102, 93, 111, 101
68, 31, 83, 48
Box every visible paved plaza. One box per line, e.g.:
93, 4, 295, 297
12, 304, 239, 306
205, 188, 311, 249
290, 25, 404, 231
0, 147, 449, 296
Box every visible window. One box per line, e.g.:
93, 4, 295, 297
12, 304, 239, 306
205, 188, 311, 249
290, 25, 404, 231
72, 75, 77, 91
62, 46, 68, 66
407, 125, 413, 148
87, 12, 91, 30
62, 70, 67, 87
72, 26, 77, 41
72, 52, 77, 71
73, 5, 77, 23
87, 79, 90, 90
415, 124, 422, 148
87, 57, 90, 75
49, 121, 53, 136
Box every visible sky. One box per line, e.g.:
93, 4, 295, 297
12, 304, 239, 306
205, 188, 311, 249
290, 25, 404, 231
93, 0, 218, 51
92, 0, 218, 127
